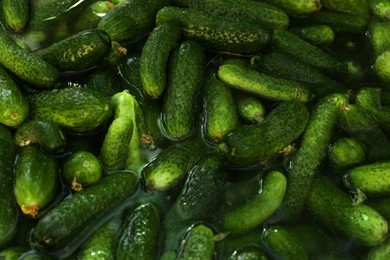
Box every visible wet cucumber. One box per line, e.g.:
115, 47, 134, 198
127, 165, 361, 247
263, 0, 321, 15
289, 24, 335, 47
328, 137, 365, 168
369, 0, 390, 20
367, 238, 390, 260
217, 100, 309, 169
374, 51, 390, 83
177, 224, 215, 260
320, 0, 369, 15
31, 171, 139, 255
2, 0, 29, 32
235, 94, 265, 124
72, 1, 114, 33
227, 246, 267, 260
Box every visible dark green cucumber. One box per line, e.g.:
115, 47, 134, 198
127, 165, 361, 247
0, 247, 26, 259
289, 24, 335, 47
329, 137, 365, 168
263, 0, 321, 15
227, 246, 267, 260
155, 6, 271, 54
217, 63, 313, 102
31, 171, 139, 254
320, 0, 369, 15
235, 94, 265, 124
87, 65, 124, 98
271, 29, 346, 77
161, 40, 205, 140
281, 93, 348, 219
98, 0, 173, 43
28, 86, 112, 133
369, 0, 390, 20
0, 66, 28, 127
307, 176, 388, 246
62, 151, 103, 192
140, 22, 182, 99
217, 100, 309, 169
203, 73, 239, 142
117, 203, 160, 260
33, 29, 111, 72
223, 171, 287, 235
0, 124, 18, 247
0, 29, 60, 89
2, 0, 29, 32
174, 0, 289, 29
78, 217, 121, 260
14, 145, 59, 218
72, 1, 114, 33
14, 120, 66, 154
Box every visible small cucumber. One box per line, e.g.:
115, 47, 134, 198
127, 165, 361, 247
329, 137, 365, 168
263, 0, 321, 15
72, 1, 114, 33
177, 224, 215, 260
31, 171, 139, 255
235, 94, 265, 124
0, 66, 28, 127
14, 120, 66, 154
28, 86, 112, 133
217, 100, 309, 169
367, 238, 390, 260
0, 247, 26, 259
289, 24, 335, 47
140, 22, 182, 99
14, 145, 59, 218
307, 176, 388, 247
117, 203, 160, 260
223, 171, 287, 235
320, 0, 369, 15
161, 40, 205, 140
374, 51, 390, 83
369, 0, 390, 20
2, 0, 29, 32
227, 246, 267, 260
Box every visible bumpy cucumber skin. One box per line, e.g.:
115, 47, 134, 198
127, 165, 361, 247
344, 161, 390, 197
0, 66, 29, 127
117, 203, 160, 260
156, 6, 271, 54
28, 86, 112, 133
329, 137, 365, 168
2, 0, 28, 32
227, 246, 267, 260
369, 0, 390, 20
281, 93, 348, 219
161, 40, 205, 140
33, 29, 111, 72
218, 100, 309, 169
177, 224, 215, 260
289, 25, 335, 47
374, 51, 390, 83
235, 94, 265, 124
321, 0, 369, 15
0, 29, 60, 89
218, 63, 313, 102
140, 22, 182, 99
264, 0, 321, 15
203, 73, 239, 142
0, 124, 18, 247
31, 171, 139, 253
14, 120, 66, 154
223, 171, 287, 235
307, 177, 388, 247
14, 145, 59, 218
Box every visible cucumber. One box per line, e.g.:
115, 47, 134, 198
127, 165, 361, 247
367, 238, 390, 260
175, 0, 289, 29
281, 93, 348, 219
222, 231, 262, 258
62, 151, 103, 192
87, 66, 124, 98
155, 6, 271, 54
217, 100, 309, 169
0, 66, 28, 127
227, 246, 267, 260
320, 0, 369, 15
235, 94, 265, 124
307, 176, 388, 247
263, 0, 321, 15
117, 203, 160, 260
14, 145, 59, 218
72, 1, 114, 33
0, 247, 26, 259
14, 120, 66, 154
28, 86, 112, 133
217, 63, 313, 102
140, 22, 181, 99
374, 51, 390, 83
2, 0, 29, 32
33, 29, 111, 73
344, 161, 390, 197
161, 40, 205, 140
289, 24, 335, 47
31, 171, 139, 255
223, 171, 287, 235
328, 137, 365, 168
0, 29, 60, 89
369, 0, 390, 20
203, 73, 239, 142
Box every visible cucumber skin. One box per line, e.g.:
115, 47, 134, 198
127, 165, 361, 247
321, 0, 369, 15
31, 171, 139, 253
156, 6, 271, 54
289, 25, 335, 47
307, 177, 388, 247
177, 224, 215, 260
329, 137, 365, 168
2, 0, 29, 32
235, 94, 265, 124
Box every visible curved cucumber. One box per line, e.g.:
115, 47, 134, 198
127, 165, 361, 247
2, 0, 29, 32
367, 238, 390, 260
177, 224, 215, 260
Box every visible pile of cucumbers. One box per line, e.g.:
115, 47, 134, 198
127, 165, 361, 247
2, 0, 390, 259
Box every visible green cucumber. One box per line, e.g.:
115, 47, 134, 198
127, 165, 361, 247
367, 238, 390, 260
33, 29, 111, 73
217, 100, 309, 169
31, 171, 139, 255
0, 29, 60, 89
0, 247, 26, 259
217, 63, 313, 102
155, 6, 271, 54
263, 0, 321, 15
14, 120, 66, 154
72, 1, 114, 33
235, 94, 265, 124
281, 93, 348, 219
227, 246, 267, 260
62, 151, 103, 192
117, 203, 160, 260
203, 73, 239, 142
0, 66, 28, 127
320, 0, 369, 15
87, 66, 123, 98
2, 0, 29, 32
28, 86, 112, 133
369, 0, 390, 20
14, 145, 59, 218
161, 40, 205, 140
223, 171, 287, 235
307, 176, 388, 247
140, 22, 182, 99
289, 24, 335, 47
329, 137, 365, 168
374, 51, 390, 83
